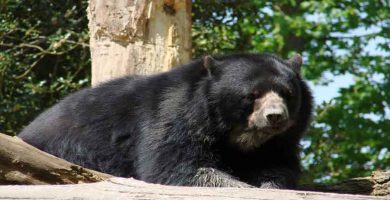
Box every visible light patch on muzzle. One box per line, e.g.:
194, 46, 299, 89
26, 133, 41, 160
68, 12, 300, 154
229, 91, 292, 151
249, 91, 289, 128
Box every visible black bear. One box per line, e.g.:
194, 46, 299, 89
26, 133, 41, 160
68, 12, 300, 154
19, 53, 312, 188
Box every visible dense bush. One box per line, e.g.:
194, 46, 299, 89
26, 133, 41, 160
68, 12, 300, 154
0, 1, 91, 134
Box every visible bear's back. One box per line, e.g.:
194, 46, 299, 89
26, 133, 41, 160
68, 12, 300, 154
18, 75, 159, 176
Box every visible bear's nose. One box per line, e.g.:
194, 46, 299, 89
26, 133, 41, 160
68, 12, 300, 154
266, 113, 284, 124
263, 108, 287, 125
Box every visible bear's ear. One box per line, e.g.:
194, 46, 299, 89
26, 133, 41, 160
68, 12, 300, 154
203, 55, 221, 77
287, 54, 303, 73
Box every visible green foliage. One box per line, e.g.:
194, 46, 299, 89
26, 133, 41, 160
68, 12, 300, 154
0, 0, 90, 135
193, 0, 390, 183
0, 0, 389, 183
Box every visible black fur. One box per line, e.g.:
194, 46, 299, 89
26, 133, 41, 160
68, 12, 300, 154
19, 53, 313, 188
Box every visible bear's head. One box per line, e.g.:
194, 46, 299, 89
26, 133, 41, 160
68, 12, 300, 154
204, 53, 312, 151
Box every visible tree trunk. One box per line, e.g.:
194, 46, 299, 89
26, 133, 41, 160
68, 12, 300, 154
88, 0, 192, 85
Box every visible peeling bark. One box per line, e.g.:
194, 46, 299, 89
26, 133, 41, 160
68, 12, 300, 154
88, 0, 192, 85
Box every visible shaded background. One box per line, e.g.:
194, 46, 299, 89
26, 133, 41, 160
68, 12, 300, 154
0, 0, 389, 184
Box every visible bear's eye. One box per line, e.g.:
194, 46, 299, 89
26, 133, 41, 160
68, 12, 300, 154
251, 90, 261, 99
280, 88, 293, 100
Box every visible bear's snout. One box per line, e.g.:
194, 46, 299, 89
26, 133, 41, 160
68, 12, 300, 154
263, 106, 288, 126
248, 91, 289, 131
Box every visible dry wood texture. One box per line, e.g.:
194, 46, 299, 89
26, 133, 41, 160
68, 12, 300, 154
0, 134, 112, 185
0, 133, 388, 199
88, 0, 192, 85
300, 170, 389, 196
0, 177, 388, 200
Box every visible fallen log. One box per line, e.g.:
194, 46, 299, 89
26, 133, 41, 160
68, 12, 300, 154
0, 133, 388, 199
300, 170, 389, 196
0, 133, 112, 184
0, 177, 387, 200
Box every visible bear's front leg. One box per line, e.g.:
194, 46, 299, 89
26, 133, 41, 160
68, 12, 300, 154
136, 134, 252, 187
137, 153, 253, 187
191, 167, 253, 187
239, 168, 300, 189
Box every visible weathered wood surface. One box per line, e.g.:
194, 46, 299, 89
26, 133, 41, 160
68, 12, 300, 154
0, 177, 388, 200
301, 170, 389, 196
88, 0, 192, 85
0, 134, 112, 185
0, 133, 388, 199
